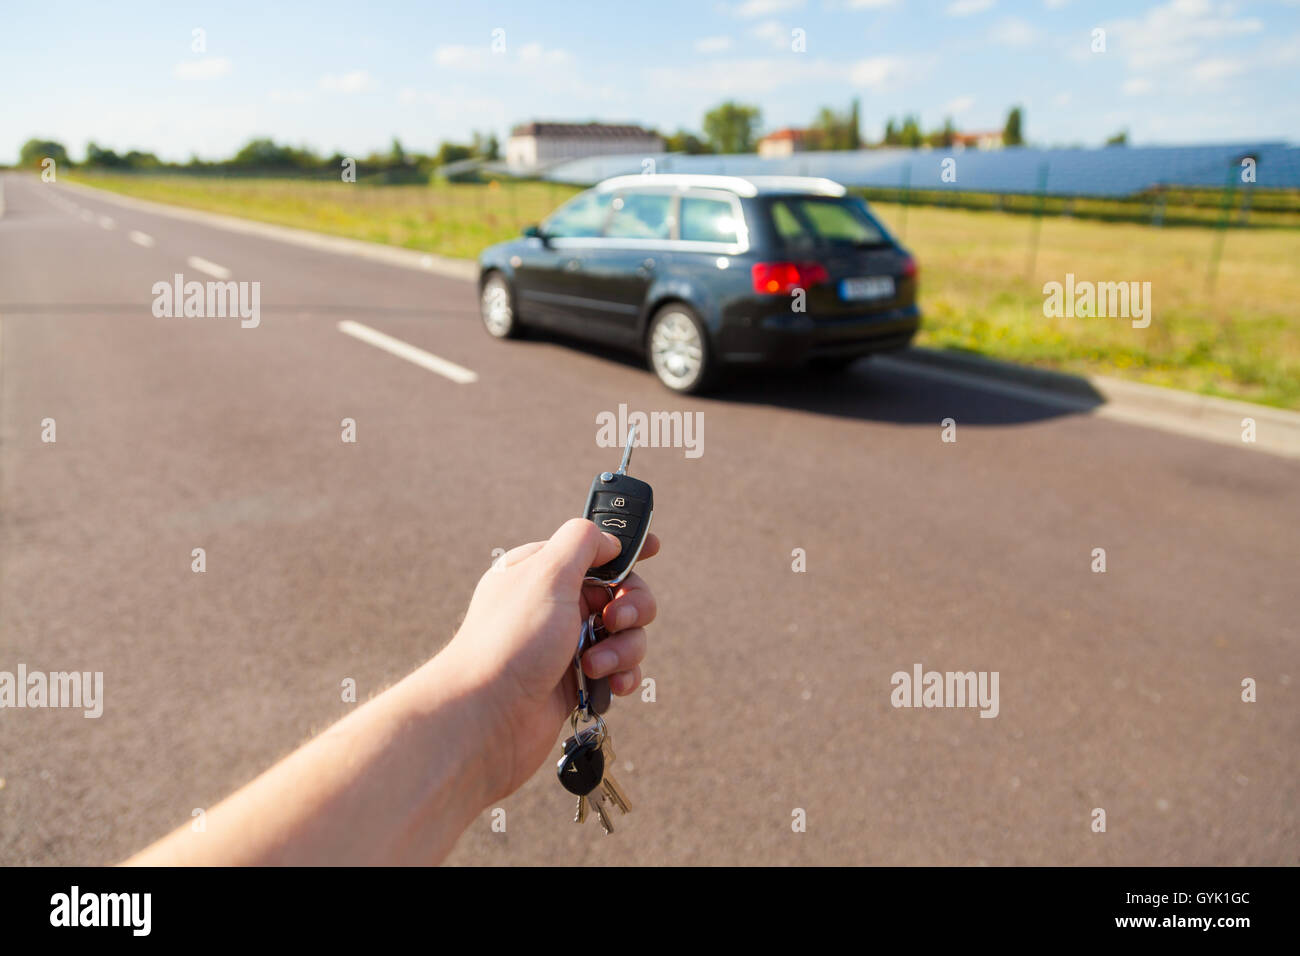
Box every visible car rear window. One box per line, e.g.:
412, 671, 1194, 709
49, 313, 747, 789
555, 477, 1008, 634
680, 197, 738, 244
766, 197, 888, 250
605, 192, 672, 239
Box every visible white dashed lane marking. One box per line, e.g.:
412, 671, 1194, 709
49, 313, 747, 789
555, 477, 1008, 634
186, 256, 232, 280
336, 320, 478, 385
128, 231, 155, 248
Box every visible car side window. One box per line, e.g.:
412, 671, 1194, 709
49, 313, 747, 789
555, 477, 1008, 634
799, 201, 884, 244
680, 197, 738, 244
604, 192, 673, 240
770, 200, 812, 246
544, 191, 613, 238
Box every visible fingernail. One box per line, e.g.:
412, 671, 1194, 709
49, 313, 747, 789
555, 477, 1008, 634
614, 605, 637, 630
589, 649, 617, 675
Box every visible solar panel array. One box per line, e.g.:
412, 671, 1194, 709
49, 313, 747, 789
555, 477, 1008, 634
543, 144, 1299, 198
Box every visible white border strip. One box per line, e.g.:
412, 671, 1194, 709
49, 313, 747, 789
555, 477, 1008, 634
56, 178, 477, 281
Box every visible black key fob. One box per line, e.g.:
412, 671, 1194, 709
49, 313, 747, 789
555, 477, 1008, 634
583, 422, 653, 586
579, 423, 653, 714
583, 471, 653, 586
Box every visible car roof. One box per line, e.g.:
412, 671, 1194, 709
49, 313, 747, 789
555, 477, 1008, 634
594, 174, 846, 198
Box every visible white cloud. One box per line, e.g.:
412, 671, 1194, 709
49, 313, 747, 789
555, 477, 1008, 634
269, 89, 310, 104
752, 20, 789, 48
397, 85, 509, 128
1052, 91, 1071, 107
731, 0, 805, 17
516, 42, 570, 66
990, 16, 1039, 46
434, 45, 483, 69
1190, 57, 1245, 85
645, 56, 842, 96
943, 95, 976, 116
695, 35, 733, 53
1105, 0, 1262, 74
320, 70, 380, 93
433, 42, 569, 74
849, 55, 906, 89
1122, 77, 1153, 95
173, 57, 232, 79
947, 0, 994, 16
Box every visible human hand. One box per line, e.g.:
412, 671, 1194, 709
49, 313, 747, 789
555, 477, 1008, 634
442, 518, 659, 803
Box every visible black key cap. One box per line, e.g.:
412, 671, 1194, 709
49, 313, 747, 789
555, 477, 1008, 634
556, 735, 606, 796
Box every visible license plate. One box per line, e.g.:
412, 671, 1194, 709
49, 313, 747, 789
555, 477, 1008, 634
840, 276, 895, 301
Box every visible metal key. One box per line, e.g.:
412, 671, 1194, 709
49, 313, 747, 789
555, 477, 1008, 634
600, 769, 632, 816
588, 788, 615, 834
574, 794, 589, 824
596, 734, 632, 816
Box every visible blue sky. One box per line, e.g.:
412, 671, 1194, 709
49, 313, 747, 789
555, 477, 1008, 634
2, 0, 1297, 164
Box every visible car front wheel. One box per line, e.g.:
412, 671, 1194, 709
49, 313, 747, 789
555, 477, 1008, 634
480, 272, 520, 339
647, 304, 714, 394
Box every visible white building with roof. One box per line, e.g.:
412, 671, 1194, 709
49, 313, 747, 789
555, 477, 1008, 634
506, 122, 664, 172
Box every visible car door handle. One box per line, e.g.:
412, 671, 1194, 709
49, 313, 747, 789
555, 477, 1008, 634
637, 258, 656, 276
564, 258, 582, 272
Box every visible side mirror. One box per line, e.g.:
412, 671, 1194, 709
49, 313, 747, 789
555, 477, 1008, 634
522, 224, 546, 242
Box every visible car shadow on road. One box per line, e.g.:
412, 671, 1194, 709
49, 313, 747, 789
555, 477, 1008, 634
720, 359, 1100, 426
527, 331, 1100, 427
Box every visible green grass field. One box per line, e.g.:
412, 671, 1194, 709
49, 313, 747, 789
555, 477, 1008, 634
69, 172, 1300, 409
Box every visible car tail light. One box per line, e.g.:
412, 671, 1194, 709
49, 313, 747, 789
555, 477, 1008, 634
751, 261, 830, 295
901, 256, 918, 279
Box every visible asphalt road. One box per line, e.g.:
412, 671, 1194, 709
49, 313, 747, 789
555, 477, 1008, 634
1, 173, 1295, 866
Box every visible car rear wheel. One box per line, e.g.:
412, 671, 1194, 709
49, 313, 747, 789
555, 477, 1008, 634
648, 304, 714, 394
480, 272, 520, 339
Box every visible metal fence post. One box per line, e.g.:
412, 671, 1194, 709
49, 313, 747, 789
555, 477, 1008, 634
898, 162, 912, 240
1025, 161, 1049, 279
1207, 164, 1238, 293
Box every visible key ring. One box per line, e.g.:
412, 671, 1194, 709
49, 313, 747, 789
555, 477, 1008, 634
569, 708, 606, 744
583, 580, 617, 602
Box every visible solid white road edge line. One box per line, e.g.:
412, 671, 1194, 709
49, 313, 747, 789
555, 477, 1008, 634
336, 320, 478, 385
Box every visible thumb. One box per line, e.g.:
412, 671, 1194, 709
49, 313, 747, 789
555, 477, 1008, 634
540, 518, 622, 592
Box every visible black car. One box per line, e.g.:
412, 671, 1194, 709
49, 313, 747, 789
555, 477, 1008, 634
477, 174, 920, 393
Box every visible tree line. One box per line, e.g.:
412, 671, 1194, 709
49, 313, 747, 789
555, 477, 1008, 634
677, 100, 1027, 154
21, 101, 1135, 175
15, 132, 501, 174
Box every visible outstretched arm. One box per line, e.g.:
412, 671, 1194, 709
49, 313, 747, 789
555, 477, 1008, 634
126, 520, 658, 866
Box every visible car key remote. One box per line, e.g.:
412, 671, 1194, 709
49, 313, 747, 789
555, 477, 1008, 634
580, 422, 653, 714
583, 422, 653, 587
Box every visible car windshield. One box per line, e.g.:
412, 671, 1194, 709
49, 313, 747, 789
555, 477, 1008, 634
766, 196, 889, 251
543, 190, 613, 238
